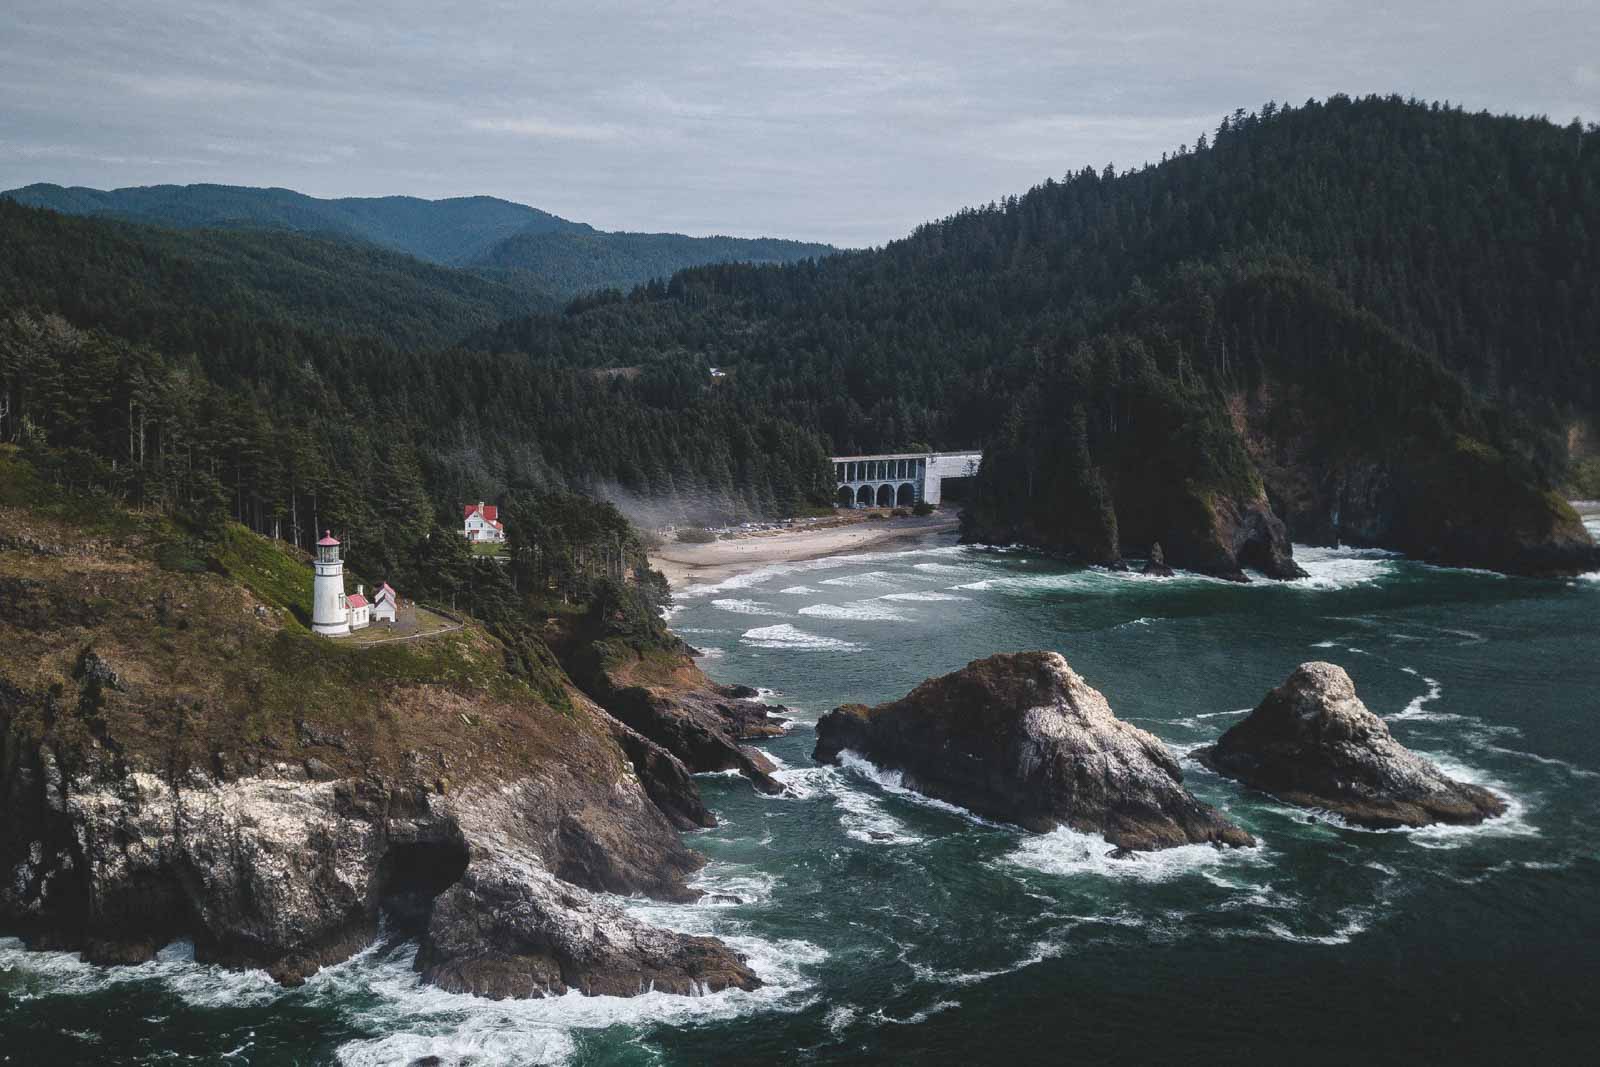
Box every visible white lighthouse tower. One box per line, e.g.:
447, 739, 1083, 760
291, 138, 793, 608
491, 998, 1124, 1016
311, 531, 350, 637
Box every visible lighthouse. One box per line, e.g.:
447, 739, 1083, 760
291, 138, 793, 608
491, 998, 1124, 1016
311, 531, 350, 636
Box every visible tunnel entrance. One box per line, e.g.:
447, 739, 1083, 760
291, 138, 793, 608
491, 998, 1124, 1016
938, 475, 976, 503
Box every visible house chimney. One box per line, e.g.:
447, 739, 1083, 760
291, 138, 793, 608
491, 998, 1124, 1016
357, 584, 364, 596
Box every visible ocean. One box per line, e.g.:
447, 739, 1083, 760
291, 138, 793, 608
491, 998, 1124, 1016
5, 517, 1600, 1064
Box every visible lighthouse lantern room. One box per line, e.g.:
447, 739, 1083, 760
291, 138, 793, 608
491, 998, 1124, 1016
312, 530, 350, 636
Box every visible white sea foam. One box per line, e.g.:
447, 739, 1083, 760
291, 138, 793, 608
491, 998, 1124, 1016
1389, 673, 1454, 722
819, 570, 904, 589
912, 561, 982, 576
835, 751, 1001, 827
798, 599, 909, 622
1285, 545, 1400, 590
872, 999, 961, 1025
693, 646, 724, 659
1260, 906, 1376, 946
1001, 827, 1265, 883
777, 585, 823, 595
0, 937, 283, 1009
327, 935, 825, 1067
1310, 640, 1338, 648
711, 598, 786, 617
825, 1004, 860, 1032
879, 590, 971, 601
740, 624, 862, 652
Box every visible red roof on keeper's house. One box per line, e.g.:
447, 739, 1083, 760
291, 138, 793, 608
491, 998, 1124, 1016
377, 582, 396, 601
464, 503, 499, 522
346, 594, 368, 609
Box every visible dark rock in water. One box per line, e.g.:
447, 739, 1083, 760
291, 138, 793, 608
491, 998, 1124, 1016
813, 652, 1254, 852
722, 684, 761, 699
587, 680, 787, 794
1193, 662, 1506, 828
1142, 542, 1175, 578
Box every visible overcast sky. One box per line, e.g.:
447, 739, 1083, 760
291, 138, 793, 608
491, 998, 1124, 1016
2, 1, 1595, 247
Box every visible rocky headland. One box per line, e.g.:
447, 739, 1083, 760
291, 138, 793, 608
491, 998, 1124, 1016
0, 489, 760, 999
1194, 662, 1506, 828
813, 651, 1254, 852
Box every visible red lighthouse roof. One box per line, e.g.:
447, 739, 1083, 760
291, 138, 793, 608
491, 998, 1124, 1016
317, 530, 340, 546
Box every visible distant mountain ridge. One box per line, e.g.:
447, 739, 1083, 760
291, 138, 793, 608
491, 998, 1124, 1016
2, 182, 836, 297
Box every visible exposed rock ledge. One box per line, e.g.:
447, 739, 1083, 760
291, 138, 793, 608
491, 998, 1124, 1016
812, 652, 1254, 852
0, 676, 759, 998
1194, 662, 1506, 828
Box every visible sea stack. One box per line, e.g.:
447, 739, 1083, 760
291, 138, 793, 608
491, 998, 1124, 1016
1194, 662, 1506, 828
1143, 542, 1175, 577
813, 651, 1254, 852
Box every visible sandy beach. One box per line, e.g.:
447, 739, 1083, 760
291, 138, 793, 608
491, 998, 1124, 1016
650, 512, 960, 590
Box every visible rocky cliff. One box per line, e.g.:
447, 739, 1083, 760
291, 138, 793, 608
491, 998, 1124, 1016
551, 609, 789, 795
813, 652, 1254, 852
1194, 662, 1506, 828
0, 502, 757, 997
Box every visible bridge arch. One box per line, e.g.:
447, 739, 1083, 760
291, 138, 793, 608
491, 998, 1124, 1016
876, 484, 895, 507
896, 483, 916, 507
856, 485, 875, 507
836, 485, 857, 508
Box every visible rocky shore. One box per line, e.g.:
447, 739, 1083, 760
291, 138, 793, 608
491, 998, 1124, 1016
0, 507, 763, 1000
813, 651, 1254, 852
1194, 662, 1506, 828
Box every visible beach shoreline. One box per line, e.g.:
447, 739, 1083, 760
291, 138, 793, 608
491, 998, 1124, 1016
649, 512, 961, 590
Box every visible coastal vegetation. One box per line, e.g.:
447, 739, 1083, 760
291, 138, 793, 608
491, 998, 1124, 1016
2, 95, 1597, 578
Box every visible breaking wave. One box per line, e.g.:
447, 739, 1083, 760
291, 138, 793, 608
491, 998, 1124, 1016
711, 598, 786, 617
798, 599, 910, 622
740, 624, 863, 652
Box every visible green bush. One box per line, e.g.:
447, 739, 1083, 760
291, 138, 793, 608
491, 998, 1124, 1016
674, 526, 718, 543
912, 501, 935, 516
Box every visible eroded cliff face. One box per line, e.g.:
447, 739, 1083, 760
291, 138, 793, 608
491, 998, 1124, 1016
551, 621, 790, 796
0, 511, 757, 998
1240, 385, 1599, 576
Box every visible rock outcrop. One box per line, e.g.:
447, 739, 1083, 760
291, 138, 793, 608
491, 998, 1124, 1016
557, 638, 788, 795
1142, 542, 1175, 577
1194, 662, 1506, 828
0, 500, 760, 998
813, 652, 1254, 852
0, 679, 761, 994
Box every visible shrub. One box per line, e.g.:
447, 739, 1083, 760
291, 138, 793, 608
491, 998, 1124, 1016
912, 501, 935, 516
674, 526, 718, 543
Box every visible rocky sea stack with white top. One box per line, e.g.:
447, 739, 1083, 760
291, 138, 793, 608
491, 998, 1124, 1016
812, 651, 1254, 852
1194, 661, 1507, 828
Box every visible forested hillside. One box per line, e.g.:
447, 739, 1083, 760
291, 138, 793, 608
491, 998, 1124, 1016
0, 199, 554, 351
470, 95, 1600, 575
3, 183, 589, 264
470, 229, 836, 299
2, 95, 1597, 579
3, 182, 838, 299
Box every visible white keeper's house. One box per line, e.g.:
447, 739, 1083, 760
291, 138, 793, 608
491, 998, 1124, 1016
463, 501, 505, 543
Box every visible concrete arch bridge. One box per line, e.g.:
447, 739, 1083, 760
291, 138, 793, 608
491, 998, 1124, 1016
831, 451, 982, 509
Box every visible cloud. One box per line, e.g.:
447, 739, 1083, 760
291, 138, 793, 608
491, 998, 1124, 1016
465, 116, 627, 142
0, 0, 1595, 246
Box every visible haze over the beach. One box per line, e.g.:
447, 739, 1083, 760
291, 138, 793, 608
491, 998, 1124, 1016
3, 0, 1595, 247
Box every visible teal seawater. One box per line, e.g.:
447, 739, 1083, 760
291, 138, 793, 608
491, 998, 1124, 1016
4, 530, 1600, 1064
